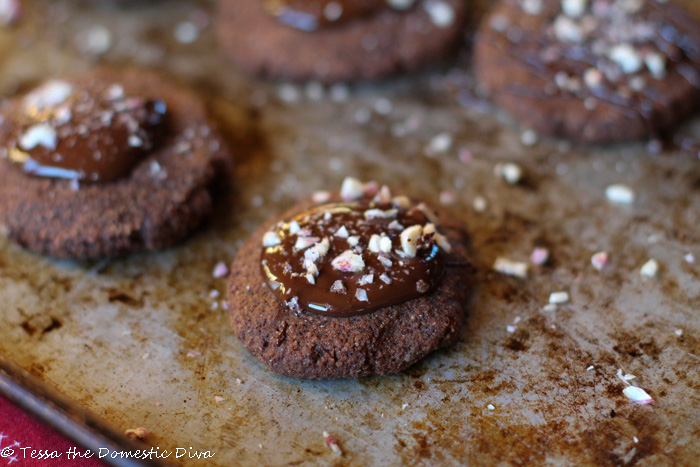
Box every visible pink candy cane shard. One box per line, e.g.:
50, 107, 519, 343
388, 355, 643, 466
623, 386, 654, 405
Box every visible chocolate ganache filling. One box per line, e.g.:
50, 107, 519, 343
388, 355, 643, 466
260, 177, 452, 317
1, 79, 167, 183
263, 0, 416, 31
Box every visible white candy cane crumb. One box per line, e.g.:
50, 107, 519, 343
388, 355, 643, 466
495, 162, 523, 185
423, 0, 455, 28
340, 176, 365, 201
591, 251, 608, 271
125, 427, 149, 440
493, 257, 528, 279
212, 262, 229, 279
606, 184, 635, 204
174, 21, 199, 44
530, 247, 549, 265
426, 132, 453, 155
312, 190, 331, 203
549, 291, 569, 304
322, 432, 342, 456
521, 129, 538, 146
19, 123, 57, 150
332, 250, 365, 272
487, 404, 495, 410
623, 386, 654, 405
262, 231, 281, 247
640, 259, 658, 278
473, 196, 487, 212
355, 288, 369, 302
617, 368, 636, 382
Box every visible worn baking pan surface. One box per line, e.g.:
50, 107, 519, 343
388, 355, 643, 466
0, 0, 699, 466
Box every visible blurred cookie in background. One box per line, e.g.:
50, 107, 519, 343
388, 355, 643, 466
217, 0, 469, 83
474, 0, 700, 144
0, 68, 232, 259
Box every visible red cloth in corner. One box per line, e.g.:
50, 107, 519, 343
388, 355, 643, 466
0, 396, 107, 467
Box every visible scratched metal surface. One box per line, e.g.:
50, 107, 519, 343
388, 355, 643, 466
0, 0, 699, 466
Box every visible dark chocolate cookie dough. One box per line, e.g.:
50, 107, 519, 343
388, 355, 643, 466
0, 68, 232, 259
217, 0, 469, 83
228, 178, 472, 380
474, 0, 700, 143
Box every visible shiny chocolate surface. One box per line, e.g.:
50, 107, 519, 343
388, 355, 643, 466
260, 180, 450, 317
263, 0, 410, 31
2, 80, 167, 183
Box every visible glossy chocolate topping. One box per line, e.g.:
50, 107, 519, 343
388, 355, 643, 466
1, 79, 167, 183
260, 178, 452, 317
263, 0, 414, 31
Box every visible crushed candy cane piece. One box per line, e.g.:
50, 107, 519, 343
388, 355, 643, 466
332, 250, 365, 272
606, 184, 635, 204
674, 329, 683, 337
323, 431, 342, 456
426, 132, 453, 155
549, 291, 569, 304
355, 288, 369, 302
330, 280, 346, 294
506, 325, 516, 333
125, 427, 149, 440
617, 368, 636, 382
487, 404, 495, 410
493, 257, 528, 279
340, 177, 365, 201
640, 259, 658, 278
623, 386, 654, 405
0, 0, 21, 26
591, 251, 608, 271
495, 162, 523, 185
335, 225, 349, 238
212, 262, 229, 279
423, 0, 456, 28
294, 236, 321, 250
262, 231, 281, 247
186, 350, 202, 358
473, 196, 487, 212
400, 225, 423, 257
215, 396, 225, 403
312, 190, 331, 203
439, 191, 456, 205
530, 247, 549, 265
521, 129, 538, 146
684, 253, 695, 264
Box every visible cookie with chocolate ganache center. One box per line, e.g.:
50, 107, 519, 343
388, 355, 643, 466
217, 0, 469, 83
228, 177, 473, 380
474, 0, 700, 143
0, 68, 232, 259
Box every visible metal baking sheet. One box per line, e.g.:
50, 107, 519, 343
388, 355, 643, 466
1, 0, 699, 465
